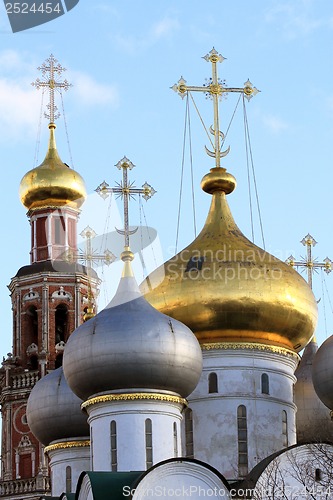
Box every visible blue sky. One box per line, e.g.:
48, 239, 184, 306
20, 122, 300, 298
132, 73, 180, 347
0, 0, 332, 355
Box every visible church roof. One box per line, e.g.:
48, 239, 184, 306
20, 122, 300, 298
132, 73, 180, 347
76, 471, 144, 500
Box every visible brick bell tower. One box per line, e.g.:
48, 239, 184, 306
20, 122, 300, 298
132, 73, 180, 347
0, 55, 99, 499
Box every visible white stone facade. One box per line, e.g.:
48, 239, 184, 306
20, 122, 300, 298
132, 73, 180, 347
85, 395, 184, 472
46, 439, 90, 496
186, 345, 299, 480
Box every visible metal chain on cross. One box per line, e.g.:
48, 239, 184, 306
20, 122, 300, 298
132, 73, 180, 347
95, 156, 156, 264
286, 234, 332, 290
32, 54, 72, 124
171, 47, 259, 168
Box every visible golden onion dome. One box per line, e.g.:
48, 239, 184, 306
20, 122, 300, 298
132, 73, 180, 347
19, 123, 86, 210
142, 167, 318, 353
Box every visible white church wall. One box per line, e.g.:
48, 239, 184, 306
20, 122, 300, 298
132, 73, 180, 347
86, 397, 183, 472
46, 440, 90, 497
186, 346, 298, 480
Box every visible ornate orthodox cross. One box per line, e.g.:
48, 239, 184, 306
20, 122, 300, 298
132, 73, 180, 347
95, 156, 156, 249
32, 54, 72, 123
66, 226, 116, 321
172, 48, 259, 168
77, 226, 116, 269
286, 233, 332, 289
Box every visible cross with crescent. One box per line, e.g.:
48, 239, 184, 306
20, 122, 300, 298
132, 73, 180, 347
95, 157, 156, 251
286, 233, 332, 289
172, 48, 259, 168
32, 54, 72, 123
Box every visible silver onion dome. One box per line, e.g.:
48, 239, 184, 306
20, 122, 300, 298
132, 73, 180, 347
294, 340, 333, 443
27, 367, 89, 446
312, 334, 333, 411
63, 269, 202, 402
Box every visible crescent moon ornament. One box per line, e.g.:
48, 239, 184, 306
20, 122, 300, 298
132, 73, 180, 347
205, 125, 230, 159
116, 227, 138, 236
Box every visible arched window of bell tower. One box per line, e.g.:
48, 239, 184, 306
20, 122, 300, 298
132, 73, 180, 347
26, 306, 38, 347
55, 304, 68, 343
55, 353, 63, 369
208, 372, 218, 393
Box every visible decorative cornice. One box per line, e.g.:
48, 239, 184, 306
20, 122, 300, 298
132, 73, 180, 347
82, 392, 187, 410
201, 342, 299, 360
44, 440, 90, 454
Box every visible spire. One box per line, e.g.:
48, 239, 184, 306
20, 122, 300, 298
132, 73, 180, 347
20, 55, 86, 211
32, 54, 72, 125
64, 225, 116, 321
95, 156, 156, 270
287, 234, 332, 344
172, 48, 259, 170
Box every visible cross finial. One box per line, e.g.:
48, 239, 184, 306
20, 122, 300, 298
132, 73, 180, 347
32, 54, 72, 124
95, 157, 156, 261
286, 233, 332, 289
64, 226, 116, 321
171, 48, 259, 168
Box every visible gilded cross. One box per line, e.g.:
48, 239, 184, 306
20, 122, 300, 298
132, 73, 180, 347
95, 156, 156, 249
172, 48, 259, 168
65, 226, 116, 321
286, 234, 332, 289
32, 54, 72, 123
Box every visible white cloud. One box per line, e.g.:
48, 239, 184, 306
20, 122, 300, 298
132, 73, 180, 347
0, 79, 40, 142
262, 114, 289, 133
113, 15, 180, 54
0, 50, 119, 142
71, 72, 119, 107
264, 1, 328, 39
152, 17, 180, 39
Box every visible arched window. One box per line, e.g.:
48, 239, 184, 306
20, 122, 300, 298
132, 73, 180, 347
208, 372, 218, 393
261, 373, 269, 394
54, 216, 66, 245
111, 420, 117, 471
145, 419, 153, 469
27, 306, 38, 346
173, 422, 178, 458
315, 468, 322, 482
55, 353, 63, 369
55, 304, 68, 343
282, 410, 288, 447
184, 407, 194, 458
65, 466, 72, 493
237, 405, 248, 476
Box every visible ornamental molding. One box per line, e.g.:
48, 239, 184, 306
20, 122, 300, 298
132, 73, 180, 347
51, 286, 72, 302
82, 392, 187, 410
201, 342, 299, 360
44, 440, 90, 454
23, 288, 40, 302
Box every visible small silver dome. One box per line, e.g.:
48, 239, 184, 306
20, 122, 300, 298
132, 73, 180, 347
63, 273, 202, 401
27, 367, 89, 446
312, 335, 333, 411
